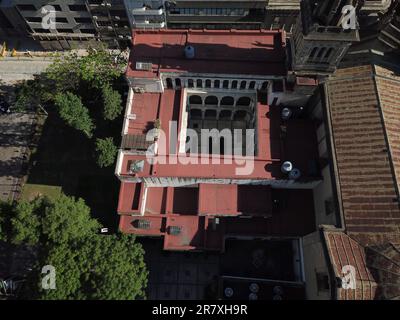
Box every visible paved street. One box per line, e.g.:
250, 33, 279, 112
0, 112, 35, 202
0, 57, 53, 82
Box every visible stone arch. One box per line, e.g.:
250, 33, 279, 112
189, 95, 202, 105
236, 97, 252, 106
221, 96, 234, 106
166, 78, 173, 89
205, 96, 218, 105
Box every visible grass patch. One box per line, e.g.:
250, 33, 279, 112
21, 184, 62, 201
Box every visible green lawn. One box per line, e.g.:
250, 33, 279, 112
20, 184, 62, 201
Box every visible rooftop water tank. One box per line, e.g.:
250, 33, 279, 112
281, 161, 293, 174
289, 168, 301, 180
184, 45, 195, 59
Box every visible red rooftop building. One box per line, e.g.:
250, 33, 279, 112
115, 29, 344, 300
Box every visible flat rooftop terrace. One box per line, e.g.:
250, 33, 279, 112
118, 89, 320, 181
119, 187, 316, 251
127, 29, 287, 79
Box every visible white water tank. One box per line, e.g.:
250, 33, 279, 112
184, 45, 195, 59
281, 161, 293, 174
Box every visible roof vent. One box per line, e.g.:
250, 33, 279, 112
281, 161, 293, 174
184, 45, 195, 59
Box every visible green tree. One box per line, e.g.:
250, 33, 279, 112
55, 92, 95, 138
9, 195, 148, 300
42, 195, 100, 245
79, 48, 124, 89
10, 199, 42, 245
45, 53, 82, 94
95, 137, 118, 168
31, 235, 148, 300
102, 84, 123, 121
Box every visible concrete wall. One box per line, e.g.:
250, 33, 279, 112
302, 231, 332, 300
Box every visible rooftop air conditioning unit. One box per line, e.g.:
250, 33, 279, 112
129, 160, 145, 173
133, 87, 145, 93
136, 61, 152, 71
168, 226, 182, 235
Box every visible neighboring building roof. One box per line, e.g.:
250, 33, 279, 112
127, 29, 287, 79
323, 230, 400, 300
326, 63, 400, 246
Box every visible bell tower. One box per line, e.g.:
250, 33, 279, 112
291, 0, 361, 75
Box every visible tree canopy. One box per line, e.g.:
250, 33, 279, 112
3, 195, 148, 300
102, 84, 123, 121
95, 137, 118, 168
55, 92, 95, 138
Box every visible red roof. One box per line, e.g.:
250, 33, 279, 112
127, 29, 287, 79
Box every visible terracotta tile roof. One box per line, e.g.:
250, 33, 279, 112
324, 230, 400, 300
326, 64, 400, 246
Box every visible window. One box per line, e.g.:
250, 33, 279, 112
57, 28, 73, 33
310, 47, 318, 58
205, 109, 217, 119
17, 4, 36, 11
196, 79, 202, 88
55, 17, 68, 23
75, 17, 92, 23
240, 81, 246, 90
68, 5, 87, 11
249, 81, 256, 89
221, 96, 234, 106
33, 28, 51, 33
166, 78, 173, 89
189, 95, 202, 105
26, 17, 42, 23
188, 79, 194, 88
316, 272, 330, 292
80, 29, 95, 34
175, 78, 181, 88
205, 79, 211, 88
231, 80, 238, 89
223, 80, 229, 89
237, 97, 251, 106
205, 96, 218, 105
214, 80, 220, 88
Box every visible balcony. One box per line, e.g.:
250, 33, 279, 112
134, 21, 165, 28
132, 7, 164, 16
